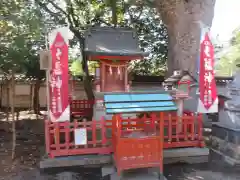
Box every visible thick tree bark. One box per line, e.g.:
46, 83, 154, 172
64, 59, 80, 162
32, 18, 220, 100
156, 0, 216, 76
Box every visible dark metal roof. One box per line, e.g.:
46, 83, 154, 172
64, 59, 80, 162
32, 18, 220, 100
84, 26, 149, 57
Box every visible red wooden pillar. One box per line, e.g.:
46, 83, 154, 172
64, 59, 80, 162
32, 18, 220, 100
100, 62, 105, 92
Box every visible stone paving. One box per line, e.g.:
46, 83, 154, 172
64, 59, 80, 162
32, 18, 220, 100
1, 112, 240, 180
165, 162, 240, 180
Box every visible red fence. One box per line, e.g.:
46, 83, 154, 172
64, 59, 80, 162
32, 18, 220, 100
45, 113, 204, 158
45, 118, 112, 158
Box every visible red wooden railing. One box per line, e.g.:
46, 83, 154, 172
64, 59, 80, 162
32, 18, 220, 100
45, 113, 204, 158
45, 118, 112, 158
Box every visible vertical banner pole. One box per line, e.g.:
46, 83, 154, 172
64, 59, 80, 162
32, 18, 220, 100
45, 34, 50, 120
196, 29, 203, 89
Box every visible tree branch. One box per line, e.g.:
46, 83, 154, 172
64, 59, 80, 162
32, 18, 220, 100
35, 0, 62, 22
36, 0, 81, 38
91, 17, 112, 26
48, 0, 68, 16
135, 5, 144, 21
64, 0, 81, 29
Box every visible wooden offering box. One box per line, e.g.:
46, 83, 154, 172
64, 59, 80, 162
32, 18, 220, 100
112, 113, 164, 175
104, 92, 177, 176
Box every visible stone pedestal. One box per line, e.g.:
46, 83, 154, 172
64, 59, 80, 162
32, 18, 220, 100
211, 69, 240, 166
109, 168, 167, 180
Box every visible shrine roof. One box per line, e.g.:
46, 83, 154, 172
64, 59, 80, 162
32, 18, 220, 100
84, 26, 149, 57
103, 91, 177, 114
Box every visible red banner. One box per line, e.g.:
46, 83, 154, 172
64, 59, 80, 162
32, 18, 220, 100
199, 33, 217, 111
49, 31, 69, 122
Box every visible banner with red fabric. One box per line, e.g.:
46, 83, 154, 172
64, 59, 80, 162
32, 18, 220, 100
197, 32, 218, 113
49, 28, 70, 122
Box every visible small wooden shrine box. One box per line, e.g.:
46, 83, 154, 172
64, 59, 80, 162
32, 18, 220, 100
163, 70, 196, 97
84, 26, 148, 92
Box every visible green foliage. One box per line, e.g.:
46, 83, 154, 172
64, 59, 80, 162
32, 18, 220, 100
69, 60, 99, 76
70, 60, 83, 76
0, 0, 58, 80
127, 7, 168, 75
0, 1, 45, 78
1, 0, 168, 79
36, 0, 168, 76
215, 29, 240, 76
0, 0, 25, 73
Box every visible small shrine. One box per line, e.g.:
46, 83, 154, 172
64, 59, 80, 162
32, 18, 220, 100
84, 26, 148, 93
40, 27, 208, 180
163, 70, 196, 95
163, 70, 196, 116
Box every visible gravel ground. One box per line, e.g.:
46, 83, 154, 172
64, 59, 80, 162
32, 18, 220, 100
0, 112, 239, 180
165, 163, 240, 180
1, 136, 239, 180
5, 162, 240, 180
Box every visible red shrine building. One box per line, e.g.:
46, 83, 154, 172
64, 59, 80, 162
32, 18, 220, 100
84, 26, 149, 93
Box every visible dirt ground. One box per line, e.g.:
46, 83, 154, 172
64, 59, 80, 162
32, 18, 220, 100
0, 111, 240, 180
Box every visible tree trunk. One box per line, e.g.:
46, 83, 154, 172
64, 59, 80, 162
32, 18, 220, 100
79, 37, 95, 120
6, 80, 10, 121
111, 0, 117, 26
0, 83, 2, 108
156, 0, 216, 76
33, 79, 41, 115
82, 59, 95, 120
29, 84, 33, 110
10, 72, 16, 160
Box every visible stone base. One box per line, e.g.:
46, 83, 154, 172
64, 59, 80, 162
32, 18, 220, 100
211, 123, 240, 166
40, 148, 209, 170
210, 148, 240, 166
164, 147, 209, 164
40, 154, 112, 170
109, 168, 167, 180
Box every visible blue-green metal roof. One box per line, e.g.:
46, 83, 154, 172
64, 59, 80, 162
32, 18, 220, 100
104, 92, 177, 114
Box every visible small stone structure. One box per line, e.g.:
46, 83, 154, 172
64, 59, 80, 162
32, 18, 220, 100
211, 65, 240, 165
163, 70, 196, 116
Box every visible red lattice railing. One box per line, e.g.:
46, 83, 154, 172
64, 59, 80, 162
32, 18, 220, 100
45, 118, 112, 158
45, 113, 204, 158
